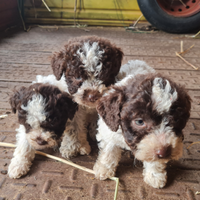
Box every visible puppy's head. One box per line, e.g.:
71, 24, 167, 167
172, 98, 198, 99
97, 74, 191, 163
10, 83, 78, 149
51, 36, 123, 108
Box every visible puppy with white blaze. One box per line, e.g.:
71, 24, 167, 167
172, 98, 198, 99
49, 35, 123, 158
93, 60, 191, 188
8, 83, 77, 179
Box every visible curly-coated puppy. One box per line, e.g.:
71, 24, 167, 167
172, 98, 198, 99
51, 35, 123, 108
50, 36, 123, 158
93, 60, 191, 189
8, 83, 77, 179
33, 74, 94, 158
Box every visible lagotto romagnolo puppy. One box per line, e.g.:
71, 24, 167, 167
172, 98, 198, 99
33, 75, 95, 157
8, 83, 77, 178
93, 60, 191, 188
49, 35, 123, 158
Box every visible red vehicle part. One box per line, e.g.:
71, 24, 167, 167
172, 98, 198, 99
137, 0, 200, 33
157, 0, 200, 17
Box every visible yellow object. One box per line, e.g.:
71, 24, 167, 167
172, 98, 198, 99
24, 0, 145, 26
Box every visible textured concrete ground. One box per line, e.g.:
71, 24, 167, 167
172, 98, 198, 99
0, 26, 200, 200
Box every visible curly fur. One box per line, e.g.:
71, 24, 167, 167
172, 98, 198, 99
47, 36, 124, 158
33, 75, 96, 158
94, 60, 191, 188
51, 35, 123, 108
8, 83, 77, 178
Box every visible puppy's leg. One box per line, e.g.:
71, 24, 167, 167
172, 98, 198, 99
60, 125, 81, 158
60, 125, 91, 158
93, 143, 121, 180
76, 106, 91, 156
87, 110, 98, 141
60, 106, 91, 158
143, 161, 167, 188
8, 125, 35, 179
78, 130, 91, 156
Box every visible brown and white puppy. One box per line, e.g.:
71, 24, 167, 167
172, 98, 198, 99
50, 35, 123, 158
8, 83, 77, 179
51, 35, 123, 108
93, 61, 191, 188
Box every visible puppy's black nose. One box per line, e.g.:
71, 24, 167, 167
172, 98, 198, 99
156, 146, 171, 158
88, 94, 98, 102
36, 137, 47, 145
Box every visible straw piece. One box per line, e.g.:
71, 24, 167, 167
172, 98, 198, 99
37, 151, 95, 174
0, 142, 119, 200
0, 142, 15, 148
74, 0, 77, 26
196, 191, 200, 195
41, 0, 51, 12
133, 14, 143, 27
112, 177, 119, 199
179, 44, 194, 56
0, 114, 8, 119
0, 142, 94, 173
180, 41, 183, 53
179, 0, 187, 7
175, 52, 198, 70
187, 141, 200, 149
194, 31, 200, 38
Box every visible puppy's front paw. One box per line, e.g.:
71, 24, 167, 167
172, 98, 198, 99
79, 143, 91, 155
8, 160, 31, 179
143, 170, 167, 188
93, 162, 115, 180
60, 145, 79, 159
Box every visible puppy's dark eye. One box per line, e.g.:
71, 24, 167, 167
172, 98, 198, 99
47, 118, 52, 122
46, 117, 53, 123
75, 76, 82, 80
135, 119, 144, 126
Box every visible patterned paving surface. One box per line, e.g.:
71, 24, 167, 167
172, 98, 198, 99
0, 26, 200, 200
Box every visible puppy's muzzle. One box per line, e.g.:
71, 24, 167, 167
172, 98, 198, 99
86, 90, 102, 103
156, 146, 171, 159
36, 137, 48, 145
88, 93, 99, 102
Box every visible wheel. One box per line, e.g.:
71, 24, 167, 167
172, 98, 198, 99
137, 0, 200, 33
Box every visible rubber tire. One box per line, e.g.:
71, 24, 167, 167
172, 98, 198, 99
137, 0, 200, 33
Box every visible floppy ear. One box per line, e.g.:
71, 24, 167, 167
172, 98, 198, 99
109, 46, 124, 78
51, 51, 67, 80
115, 47, 124, 70
9, 87, 27, 113
58, 93, 78, 120
67, 99, 78, 120
96, 88, 125, 132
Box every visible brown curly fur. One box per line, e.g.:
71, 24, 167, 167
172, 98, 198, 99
9, 83, 78, 138
97, 73, 191, 149
51, 36, 124, 95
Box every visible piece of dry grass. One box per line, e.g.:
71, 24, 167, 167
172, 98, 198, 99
180, 41, 183, 53
178, 44, 194, 56
133, 14, 143, 27
193, 31, 200, 38
176, 41, 198, 70
196, 191, 200, 195
175, 52, 198, 70
187, 141, 200, 149
0, 114, 8, 119
0, 142, 119, 200
41, 0, 51, 12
